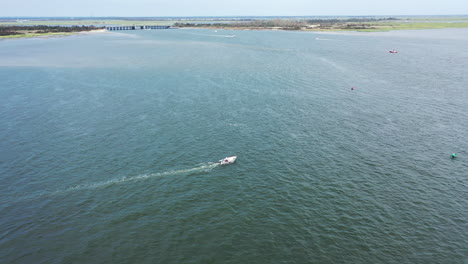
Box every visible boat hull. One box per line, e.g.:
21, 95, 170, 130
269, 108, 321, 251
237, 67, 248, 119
219, 156, 237, 165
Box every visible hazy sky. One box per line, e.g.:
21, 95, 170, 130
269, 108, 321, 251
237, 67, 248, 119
2, 0, 468, 17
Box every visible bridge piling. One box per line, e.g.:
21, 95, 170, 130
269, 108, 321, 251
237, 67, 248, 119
106, 25, 171, 31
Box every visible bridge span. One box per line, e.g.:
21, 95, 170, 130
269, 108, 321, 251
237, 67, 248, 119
106, 25, 171, 31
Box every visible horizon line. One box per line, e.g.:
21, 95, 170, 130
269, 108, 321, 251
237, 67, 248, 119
1, 14, 468, 18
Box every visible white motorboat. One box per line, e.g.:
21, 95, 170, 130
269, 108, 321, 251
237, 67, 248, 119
219, 156, 237, 165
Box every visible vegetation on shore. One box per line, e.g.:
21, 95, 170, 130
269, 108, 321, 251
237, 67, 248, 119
1, 16, 467, 38
174, 17, 468, 31
175, 18, 400, 31
0, 25, 104, 38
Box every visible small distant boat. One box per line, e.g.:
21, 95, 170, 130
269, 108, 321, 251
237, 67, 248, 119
219, 156, 237, 165
389, 50, 398, 53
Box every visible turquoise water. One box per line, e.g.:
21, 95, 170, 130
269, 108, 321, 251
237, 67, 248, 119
0, 28, 467, 263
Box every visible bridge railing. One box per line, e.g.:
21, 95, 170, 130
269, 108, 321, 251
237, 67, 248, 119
106, 25, 171, 31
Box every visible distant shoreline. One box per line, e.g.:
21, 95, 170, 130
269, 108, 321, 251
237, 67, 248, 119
1, 15, 468, 39
0, 26, 106, 40
173, 18, 468, 32
0, 30, 106, 39
178, 24, 468, 32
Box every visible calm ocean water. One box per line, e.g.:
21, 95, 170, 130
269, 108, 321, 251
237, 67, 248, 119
0, 28, 467, 264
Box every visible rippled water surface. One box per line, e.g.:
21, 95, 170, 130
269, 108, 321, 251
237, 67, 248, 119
1, 28, 467, 263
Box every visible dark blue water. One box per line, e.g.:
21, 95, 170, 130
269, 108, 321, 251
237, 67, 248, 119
1, 28, 467, 264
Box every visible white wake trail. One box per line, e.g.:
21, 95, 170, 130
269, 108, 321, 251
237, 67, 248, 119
191, 33, 236, 38
55, 163, 219, 194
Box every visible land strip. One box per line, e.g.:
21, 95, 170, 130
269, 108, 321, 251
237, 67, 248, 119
0, 25, 104, 39
1, 16, 468, 39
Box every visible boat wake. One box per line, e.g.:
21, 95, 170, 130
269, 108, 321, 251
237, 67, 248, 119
10, 163, 220, 201
192, 33, 236, 38
57, 163, 219, 194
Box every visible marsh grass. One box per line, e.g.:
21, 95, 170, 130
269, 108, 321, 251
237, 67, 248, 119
0, 32, 76, 39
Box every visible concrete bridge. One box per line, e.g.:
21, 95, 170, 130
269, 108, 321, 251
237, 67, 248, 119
106, 25, 171, 31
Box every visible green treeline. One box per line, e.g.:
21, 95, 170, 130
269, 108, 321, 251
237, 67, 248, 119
0, 25, 104, 36
174, 17, 399, 30
305, 17, 398, 23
